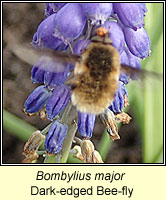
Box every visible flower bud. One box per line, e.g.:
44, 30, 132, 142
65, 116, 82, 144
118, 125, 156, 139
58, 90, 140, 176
44, 120, 68, 154
45, 3, 67, 17
32, 13, 64, 49
109, 81, 128, 113
113, 3, 145, 30
46, 85, 70, 120
123, 27, 151, 59
103, 21, 125, 54
80, 3, 113, 24
24, 85, 52, 114
78, 112, 96, 138
54, 3, 86, 44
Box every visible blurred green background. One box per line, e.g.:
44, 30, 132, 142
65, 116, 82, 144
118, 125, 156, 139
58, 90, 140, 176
3, 3, 164, 164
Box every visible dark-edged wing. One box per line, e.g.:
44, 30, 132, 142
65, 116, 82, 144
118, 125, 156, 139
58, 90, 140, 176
4, 29, 81, 72
32, 48, 80, 72
120, 64, 162, 81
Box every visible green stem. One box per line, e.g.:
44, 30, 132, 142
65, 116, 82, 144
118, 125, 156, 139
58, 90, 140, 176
41, 122, 53, 135
3, 109, 36, 141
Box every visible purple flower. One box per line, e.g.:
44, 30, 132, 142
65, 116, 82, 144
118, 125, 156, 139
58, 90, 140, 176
113, 3, 145, 30
46, 85, 71, 120
31, 65, 45, 84
24, 85, 52, 114
123, 27, 151, 59
103, 20, 125, 54
80, 3, 113, 24
44, 120, 68, 154
54, 3, 86, 44
32, 13, 64, 50
44, 64, 70, 87
78, 112, 96, 138
45, 3, 67, 17
109, 81, 128, 113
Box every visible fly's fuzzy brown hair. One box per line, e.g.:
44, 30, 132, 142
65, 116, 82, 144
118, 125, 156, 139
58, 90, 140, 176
71, 42, 120, 114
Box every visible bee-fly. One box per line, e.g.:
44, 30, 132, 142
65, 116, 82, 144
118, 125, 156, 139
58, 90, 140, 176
4, 27, 161, 115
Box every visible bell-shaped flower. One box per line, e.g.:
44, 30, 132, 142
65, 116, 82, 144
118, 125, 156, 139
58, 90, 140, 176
123, 27, 151, 59
32, 13, 64, 50
54, 3, 86, 44
78, 112, 96, 138
44, 120, 68, 154
113, 3, 145, 30
80, 3, 113, 24
46, 85, 71, 120
24, 85, 52, 114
